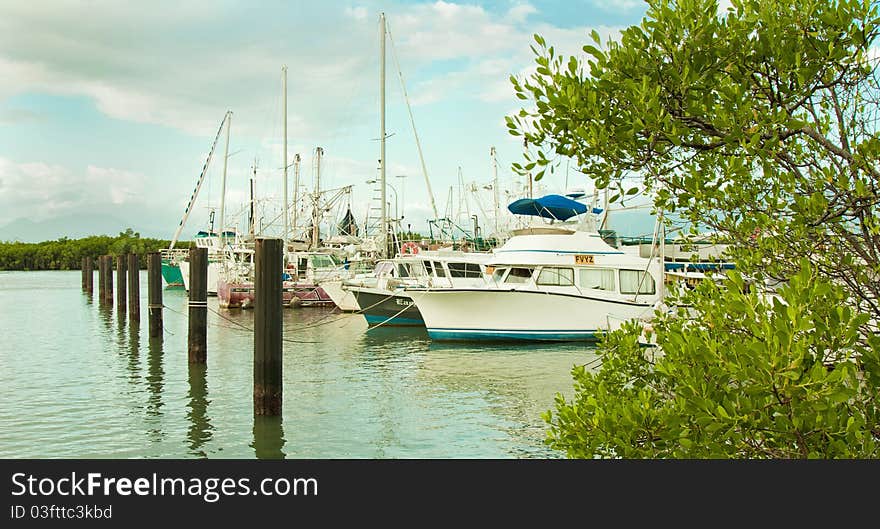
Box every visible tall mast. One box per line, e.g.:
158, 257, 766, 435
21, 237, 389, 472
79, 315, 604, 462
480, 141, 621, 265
292, 153, 301, 240
491, 146, 499, 235
312, 147, 324, 248
249, 159, 257, 239
282, 65, 288, 249
218, 111, 232, 244
379, 12, 387, 258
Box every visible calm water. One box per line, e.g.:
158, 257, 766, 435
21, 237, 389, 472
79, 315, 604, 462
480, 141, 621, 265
0, 271, 597, 459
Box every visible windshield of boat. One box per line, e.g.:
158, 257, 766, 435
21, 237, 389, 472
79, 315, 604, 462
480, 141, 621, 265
373, 261, 394, 278
447, 262, 483, 278
504, 267, 534, 284
310, 254, 341, 269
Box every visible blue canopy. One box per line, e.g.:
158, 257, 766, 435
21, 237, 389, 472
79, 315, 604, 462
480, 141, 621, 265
507, 194, 589, 221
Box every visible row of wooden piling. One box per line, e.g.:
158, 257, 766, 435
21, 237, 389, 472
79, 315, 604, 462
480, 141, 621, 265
83, 253, 160, 337
80, 239, 282, 416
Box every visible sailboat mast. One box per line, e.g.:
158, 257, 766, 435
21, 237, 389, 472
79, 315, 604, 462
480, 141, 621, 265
282, 65, 289, 248
491, 146, 499, 235
292, 153, 301, 240
218, 111, 232, 243
379, 12, 387, 258
312, 147, 324, 248
249, 160, 256, 239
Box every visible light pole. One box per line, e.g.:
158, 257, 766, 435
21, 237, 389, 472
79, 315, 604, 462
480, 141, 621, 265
393, 174, 408, 219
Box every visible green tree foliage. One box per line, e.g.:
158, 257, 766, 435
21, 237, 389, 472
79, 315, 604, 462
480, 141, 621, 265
546, 265, 880, 458
0, 230, 175, 270
508, 0, 880, 457
509, 0, 880, 326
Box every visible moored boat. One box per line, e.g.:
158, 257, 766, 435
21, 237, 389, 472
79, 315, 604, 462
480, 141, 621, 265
346, 250, 492, 326
408, 195, 663, 342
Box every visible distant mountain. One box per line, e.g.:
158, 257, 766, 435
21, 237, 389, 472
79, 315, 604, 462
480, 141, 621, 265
0, 214, 168, 242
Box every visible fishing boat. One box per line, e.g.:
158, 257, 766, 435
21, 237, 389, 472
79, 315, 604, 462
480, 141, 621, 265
407, 194, 664, 342
177, 229, 237, 295
346, 249, 492, 326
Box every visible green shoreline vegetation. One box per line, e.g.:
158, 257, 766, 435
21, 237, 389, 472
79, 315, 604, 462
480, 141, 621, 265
0, 228, 177, 270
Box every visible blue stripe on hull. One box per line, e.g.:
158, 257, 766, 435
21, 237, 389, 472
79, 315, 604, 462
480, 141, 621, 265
364, 314, 425, 326
427, 328, 601, 342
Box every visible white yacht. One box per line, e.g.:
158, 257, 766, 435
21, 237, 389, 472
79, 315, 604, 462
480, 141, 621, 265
407, 194, 663, 342
344, 249, 492, 326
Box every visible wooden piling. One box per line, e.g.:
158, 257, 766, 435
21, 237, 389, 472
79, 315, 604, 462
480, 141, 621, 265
187, 245, 208, 364
148, 252, 163, 339
254, 237, 283, 416
85, 257, 93, 295
116, 254, 127, 314
98, 256, 107, 304
81, 257, 88, 290
128, 253, 140, 324
105, 255, 114, 305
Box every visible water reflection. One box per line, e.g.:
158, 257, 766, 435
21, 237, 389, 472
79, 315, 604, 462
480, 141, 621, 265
252, 415, 286, 459
186, 364, 213, 458
417, 343, 595, 457
127, 323, 141, 382
145, 338, 165, 443
98, 302, 113, 336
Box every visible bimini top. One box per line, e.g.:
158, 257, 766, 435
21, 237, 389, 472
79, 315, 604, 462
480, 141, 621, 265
507, 194, 589, 221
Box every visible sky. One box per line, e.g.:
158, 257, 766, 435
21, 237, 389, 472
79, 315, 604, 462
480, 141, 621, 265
0, 0, 665, 241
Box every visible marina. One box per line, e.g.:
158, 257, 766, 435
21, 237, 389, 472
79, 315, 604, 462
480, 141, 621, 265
0, 269, 590, 459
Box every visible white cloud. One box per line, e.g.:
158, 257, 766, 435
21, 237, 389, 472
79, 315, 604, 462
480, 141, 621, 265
507, 3, 537, 23
0, 156, 148, 223
0, 2, 634, 232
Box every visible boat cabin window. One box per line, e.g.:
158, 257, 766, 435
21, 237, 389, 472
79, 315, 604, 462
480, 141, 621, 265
408, 261, 428, 278
297, 257, 309, 273
424, 260, 434, 276
537, 267, 575, 286
309, 254, 339, 269
447, 262, 483, 278
491, 267, 506, 282
579, 268, 616, 291
504, 267, 534, 284
432, 261, 446, 278
396, 263, 411, 277
619, 270, 656, 295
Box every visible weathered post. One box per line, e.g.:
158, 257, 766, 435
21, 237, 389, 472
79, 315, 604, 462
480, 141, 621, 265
81, 257, 88, 290
254, 237, 283, 416
128, 253, 140, 324
188, 245, 208, 364
147, 252, 163, 339
85, 257, 93, 295
105, 255, 114, 305
116, 254, 127, 315
98, 256, 107, 304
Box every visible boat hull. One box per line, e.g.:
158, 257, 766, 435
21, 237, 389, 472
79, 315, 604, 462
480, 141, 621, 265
321, 280, 360, 312
290, 283, 335, 306
351, 288, 424, 326
179, 260, 220, 296
410, 288, 656, 342
217, 279, 296, 309
161, 259, 184, 287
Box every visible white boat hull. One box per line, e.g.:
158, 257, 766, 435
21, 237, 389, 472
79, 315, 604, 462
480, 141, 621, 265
410, 288, 656, 342
179, 260, 220, 296
321, 280, 360, 312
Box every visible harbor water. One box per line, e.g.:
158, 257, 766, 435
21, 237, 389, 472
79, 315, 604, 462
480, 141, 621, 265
0, 271, 597, 459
